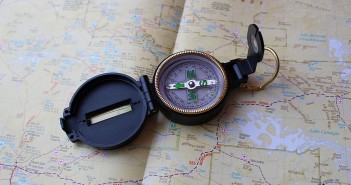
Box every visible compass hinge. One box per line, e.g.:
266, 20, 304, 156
223, 59, 248, 88
60, 109, 79, 143
139, 75, 158, 115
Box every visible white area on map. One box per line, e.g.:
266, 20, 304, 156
341, 68, 351, 79
329, 38, 347, 64
240, 111, 308, 152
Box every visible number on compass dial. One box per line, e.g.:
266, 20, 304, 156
159, 59, 224, 111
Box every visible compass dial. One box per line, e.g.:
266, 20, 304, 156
154, 50, 228, 115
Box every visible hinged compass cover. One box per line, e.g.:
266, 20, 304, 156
60, 73, 155, 149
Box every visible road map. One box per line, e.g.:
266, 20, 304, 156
0, 0, 351, 184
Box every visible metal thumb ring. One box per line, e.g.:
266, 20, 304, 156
240, 47, 280, 91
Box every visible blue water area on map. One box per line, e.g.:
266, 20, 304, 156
101, 3, 119, 21
104, 49, 110, 56
34, 39, 45, 50
44, 99, 56, 109
270, 83, 289, 89
89, 52, 101, 63
104, 42, 119, 58
132, 14, 142, 24
24, 51, 40, 68
76, 49, 85, 56
106, 67, 117, 73
3, 156, 13, 163
107, 14, 116, 21
64, 32, 73, 41
282, 91, 297, 98
58, 66, 68, 75
104, 47, 118, 59
171, 15, 179, 23
255, 75, 264, 81
24, 127, 44, 136
232, 117, 245, 123
180, 164, 188, 171
169, 122, 176, 129
17, 172, 28, 183
239, 36, 247, 40
308, 60, 322, 71
160, 20, 170, 26
8, 142, 15, 148
14, 51, 40, 70
0, 141, 3, 147
203, 133, 216, 140
159, 167, 169, 172
25, 38, 33, 44
41, 50, 57, 58
156, 14, 179, 25
205, 24, 216, 32
338, 123, 346, 129
231, 172, 242, 180
222, 121, 231, 128
53, 66, 68, 82
299, 33, 327, 42
193, 47, 205, 52
11, 40, 24, 47
70, 21, 83, 28
197, 168, 207, 174
91, 22, 97, 29
172, 22, 178, 28
62, 58, 73, 65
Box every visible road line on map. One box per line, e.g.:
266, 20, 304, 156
84, 85, 350, 185
1, 163, 85, 185
221, 150, 271, 185
215, 102, 272, 185
97, 148, 216, 185
9, 166, 16, 185
262, 60, 306, 94
335, 95, 351, 133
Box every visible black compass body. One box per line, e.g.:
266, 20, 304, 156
60, 24, 265, 149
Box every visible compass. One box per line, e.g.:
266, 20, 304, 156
153, 51, 228, 124
60, 24, 280, 149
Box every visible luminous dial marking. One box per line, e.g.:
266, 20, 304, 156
162, 59, 222, 110
155, 51, 228, 114
166, 79, 217, 90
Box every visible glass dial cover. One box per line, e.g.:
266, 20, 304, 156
154, 51, 228, 115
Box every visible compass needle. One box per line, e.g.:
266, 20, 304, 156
166, 79, 217, 90
166, 83, 186, 89
155, 50, 228, 122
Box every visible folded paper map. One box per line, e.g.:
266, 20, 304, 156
0, 0, 350, 184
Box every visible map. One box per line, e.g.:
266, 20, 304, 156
0, 0, 350, 184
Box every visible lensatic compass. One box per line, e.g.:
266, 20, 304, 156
60, 24, 280, 149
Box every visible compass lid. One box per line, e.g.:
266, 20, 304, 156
60, 73, 156, 149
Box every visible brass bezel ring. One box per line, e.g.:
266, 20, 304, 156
240, 47, 280, 91
154, 50, 228, 115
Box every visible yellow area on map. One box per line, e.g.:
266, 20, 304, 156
0, 0, 350, 184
